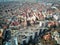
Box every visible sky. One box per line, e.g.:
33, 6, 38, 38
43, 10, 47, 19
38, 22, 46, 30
0, 0, 60, 2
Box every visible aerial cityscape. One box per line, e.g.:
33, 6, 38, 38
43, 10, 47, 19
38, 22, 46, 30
0, 0, 60, 45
